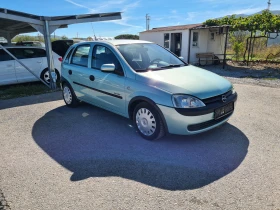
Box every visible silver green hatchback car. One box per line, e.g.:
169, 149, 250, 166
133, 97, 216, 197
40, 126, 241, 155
61, 40, 237, 140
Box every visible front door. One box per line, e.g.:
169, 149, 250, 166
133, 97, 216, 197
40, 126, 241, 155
88, 45, 126, 115
0, 49, 16, 85
171, 33, 182, 57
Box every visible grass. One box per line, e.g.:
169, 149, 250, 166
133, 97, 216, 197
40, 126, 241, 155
0, 82, 59, 100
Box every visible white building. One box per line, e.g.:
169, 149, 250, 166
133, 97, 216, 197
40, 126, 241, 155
139, 23, 229, 65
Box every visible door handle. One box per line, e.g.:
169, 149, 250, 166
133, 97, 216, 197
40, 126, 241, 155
68, 70, 72, 75
89, 75, 95, 81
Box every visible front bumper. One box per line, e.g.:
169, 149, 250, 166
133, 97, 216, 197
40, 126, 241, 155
157, 93, 237, 135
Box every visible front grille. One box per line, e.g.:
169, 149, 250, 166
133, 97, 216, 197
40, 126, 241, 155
187, 113, 232, 132
202, 90, 232, 105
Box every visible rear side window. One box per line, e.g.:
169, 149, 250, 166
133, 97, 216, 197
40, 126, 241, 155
9, 48, 46, 59
0, 49, 13, 61
71, 45, 90, 67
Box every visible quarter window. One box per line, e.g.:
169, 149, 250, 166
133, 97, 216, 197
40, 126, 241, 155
0, 49, 13, 61
92, 45, 123, 75
64, 47, 74, 63
71, 45, 90, 67
192, 32, 199, 47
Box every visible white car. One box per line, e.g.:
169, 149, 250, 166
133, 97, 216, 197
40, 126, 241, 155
0, 46, 62, 86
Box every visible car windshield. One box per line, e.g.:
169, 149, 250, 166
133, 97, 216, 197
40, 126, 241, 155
116, 43, 186, 72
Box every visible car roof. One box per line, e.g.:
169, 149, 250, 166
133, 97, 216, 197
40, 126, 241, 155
75, 39, 152, 46
2, 46, 45, 49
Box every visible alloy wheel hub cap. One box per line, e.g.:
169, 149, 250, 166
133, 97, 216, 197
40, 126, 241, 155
136, 108, 156, 136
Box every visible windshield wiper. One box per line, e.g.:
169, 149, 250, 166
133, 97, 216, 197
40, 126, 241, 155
160, 64, 184, 69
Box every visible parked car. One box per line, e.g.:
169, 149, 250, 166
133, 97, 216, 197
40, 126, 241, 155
0, 46, 61, 86
61, 40, 237, 140
15, 41, 45, 47
52, 39, 74, 57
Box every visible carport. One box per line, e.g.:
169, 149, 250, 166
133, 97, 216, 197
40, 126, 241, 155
0, 8, 121, 89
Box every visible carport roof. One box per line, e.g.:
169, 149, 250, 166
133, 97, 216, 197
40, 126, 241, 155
0, 8, 122, 37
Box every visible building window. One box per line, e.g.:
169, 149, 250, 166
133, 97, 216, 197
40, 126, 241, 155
210, 32, 215, 40
164, 33, 169, 48
192, 31, 199, 47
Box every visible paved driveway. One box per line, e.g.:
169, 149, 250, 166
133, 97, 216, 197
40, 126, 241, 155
0, 84, 279, 210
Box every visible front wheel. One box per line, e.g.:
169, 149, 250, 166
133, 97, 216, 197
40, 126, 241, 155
62, 83, 79, 108
133, 102, 165, 140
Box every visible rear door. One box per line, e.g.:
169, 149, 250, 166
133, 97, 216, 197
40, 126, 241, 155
12, 48, 44, 83
0, 49, 17, 85
63, 44, 91, 100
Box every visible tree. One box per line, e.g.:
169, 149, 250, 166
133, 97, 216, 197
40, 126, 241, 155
115, 34, 139, 40
61, 35, 68, 40
204, 10, 280, 33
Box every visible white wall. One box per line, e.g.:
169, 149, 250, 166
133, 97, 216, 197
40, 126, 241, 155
140, 30, 190, 62
140, 28, 225, 64
189, 29, 225, 64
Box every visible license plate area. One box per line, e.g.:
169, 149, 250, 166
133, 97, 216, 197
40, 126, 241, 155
214, 102, 234, 120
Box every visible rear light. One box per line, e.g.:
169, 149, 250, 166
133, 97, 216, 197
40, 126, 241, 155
58, 57, 63, 62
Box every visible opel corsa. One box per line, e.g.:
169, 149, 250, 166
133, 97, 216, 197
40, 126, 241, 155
61, 40, 237, 140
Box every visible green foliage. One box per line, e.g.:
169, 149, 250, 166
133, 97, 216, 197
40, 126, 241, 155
115, 34, 139, 40
61, 35, 68, 40
203, 10, 280, 33
12, 35, 44, 42
232, 42, 245, 61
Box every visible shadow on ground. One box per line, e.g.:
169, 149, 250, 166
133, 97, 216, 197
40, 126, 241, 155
32, 103, 249, 191
0, 91, 61, 110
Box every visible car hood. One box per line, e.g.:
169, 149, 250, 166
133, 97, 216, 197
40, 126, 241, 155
135, 65, 232, 99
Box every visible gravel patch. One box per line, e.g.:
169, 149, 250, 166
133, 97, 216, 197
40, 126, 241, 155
0, 189, 10, 210
202, 62, 280, 88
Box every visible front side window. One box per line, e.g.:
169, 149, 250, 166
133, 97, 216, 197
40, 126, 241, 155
92, 45, 123, 75
71, 45, 90, 67
164, 33, 169, 48
116, 43, 186, 72
192, 32, 199, 47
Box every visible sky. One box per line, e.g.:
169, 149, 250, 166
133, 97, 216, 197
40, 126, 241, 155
1, 0, 280, 38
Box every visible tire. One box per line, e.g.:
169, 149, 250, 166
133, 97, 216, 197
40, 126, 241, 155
133, 102, 165, 140
40, 69, 60, 84
62, 83, 79, 108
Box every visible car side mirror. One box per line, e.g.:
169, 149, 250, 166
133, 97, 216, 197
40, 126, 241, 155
101, 64, 115, 72
179, 56, 184, 60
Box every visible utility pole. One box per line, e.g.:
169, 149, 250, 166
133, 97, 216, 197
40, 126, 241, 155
146, 14, 150, 31
267, 0, 271, 10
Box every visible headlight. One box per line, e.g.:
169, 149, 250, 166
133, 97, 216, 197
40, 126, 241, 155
172, 95, 206, 108
231, 87, 236, 94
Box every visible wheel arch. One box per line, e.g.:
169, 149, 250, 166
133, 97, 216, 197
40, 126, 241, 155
128, 96, 169, 134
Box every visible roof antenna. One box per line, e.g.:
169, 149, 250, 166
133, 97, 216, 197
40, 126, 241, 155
267, 0, 271, 10
91, 22, 97, 40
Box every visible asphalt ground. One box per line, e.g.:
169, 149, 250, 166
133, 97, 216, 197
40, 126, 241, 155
0, 84, 279, 210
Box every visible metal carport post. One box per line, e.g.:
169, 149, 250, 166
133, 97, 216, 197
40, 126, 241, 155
0, 8, 122, 89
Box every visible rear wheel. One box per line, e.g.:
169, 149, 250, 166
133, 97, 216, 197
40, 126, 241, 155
40, 69, 60, 84
62, 83, 79, 107
133, 102, 165, 140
